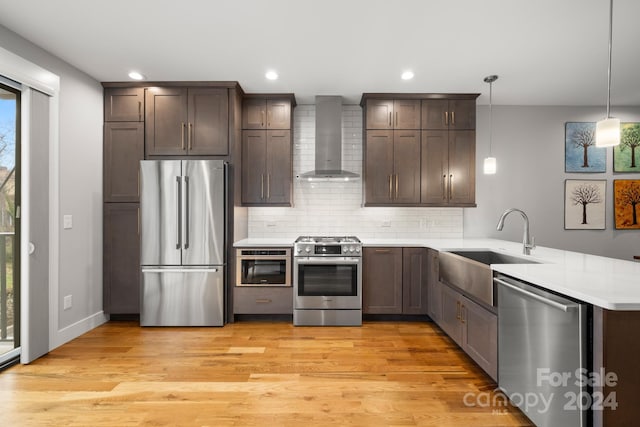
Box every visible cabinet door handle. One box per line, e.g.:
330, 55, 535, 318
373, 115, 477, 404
395, 174, 399, 199
138, 101, 142, 121
188, 123, 193, 150
444, 111, 449, 126
267, 174, 270, 199
395, 111, 398, 127
460, 304, 466, 323
261, 110, 265, 127
451, 111, 456, 125
442, 174, 447, 200
181, 122, 186, 150
456, 301, 461, 320
389, 112, 392, 127
137, 207, 140, 236
449, 174, 453, 200
388, 175, 393, 200
375, 249, 392, 253
255, 299, 272, 304
267, 110, 271, 127
261, 174, 265, 199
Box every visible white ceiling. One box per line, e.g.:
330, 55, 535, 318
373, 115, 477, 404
0, 0, 639, 106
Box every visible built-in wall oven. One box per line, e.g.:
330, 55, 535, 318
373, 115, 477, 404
293, 236, 362, 326
236, 248, 291, 287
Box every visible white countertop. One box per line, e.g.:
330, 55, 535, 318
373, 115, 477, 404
234, 237, 640, 310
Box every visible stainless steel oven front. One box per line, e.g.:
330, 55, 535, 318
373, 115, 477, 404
236, 248, 291, 287
293, 256, 362, 310
293, 236, 363, 326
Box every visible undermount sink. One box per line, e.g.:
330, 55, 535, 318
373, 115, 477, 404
449, 250, 540, 266
439, 250, 541, 307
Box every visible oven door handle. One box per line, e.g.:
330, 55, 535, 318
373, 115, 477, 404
295, 257, 361, 265
238, 256, 289, 261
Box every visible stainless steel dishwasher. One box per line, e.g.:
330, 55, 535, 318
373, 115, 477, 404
495, 274, 588, 427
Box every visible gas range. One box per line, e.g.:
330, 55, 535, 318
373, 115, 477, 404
294, 236, 362, 257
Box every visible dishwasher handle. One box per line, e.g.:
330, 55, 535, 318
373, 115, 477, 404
494, 277, 578, 312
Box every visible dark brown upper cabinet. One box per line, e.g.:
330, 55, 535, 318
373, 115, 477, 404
365, 130, 421, 205
104, 122, 144, 202
422, 99, 475, 130
145, 87, 229, 156
421, 130, 476, 206
242, 130, 292, 205
242, 98, 291, 130
361, 93, 479, 207
104, 87, 144, 122
365, 99, 421, 129
241, 95, 295, 206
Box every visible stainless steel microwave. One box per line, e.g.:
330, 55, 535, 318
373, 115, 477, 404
236, 248, 292, 286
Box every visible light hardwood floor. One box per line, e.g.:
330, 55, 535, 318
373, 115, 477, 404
0, 321, 532, 426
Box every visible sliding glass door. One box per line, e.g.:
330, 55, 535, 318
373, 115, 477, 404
0, 81, 20, 366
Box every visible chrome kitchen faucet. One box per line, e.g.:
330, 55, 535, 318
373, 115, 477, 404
496, 208, 536, 255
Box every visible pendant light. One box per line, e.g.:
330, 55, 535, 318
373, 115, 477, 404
595, 0, 620, 147
483, 75, 498, 175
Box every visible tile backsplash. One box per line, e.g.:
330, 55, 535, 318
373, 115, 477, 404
247, 104, 464, 239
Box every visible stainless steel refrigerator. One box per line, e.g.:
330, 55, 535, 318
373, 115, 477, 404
140, 160, 226, 326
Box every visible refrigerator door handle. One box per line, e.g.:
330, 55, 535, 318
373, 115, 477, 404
184, 176, 190, 249
176, 176, 182, 249
141, 268, 219, 273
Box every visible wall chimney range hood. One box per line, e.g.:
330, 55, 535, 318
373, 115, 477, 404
299, 96, 359, 181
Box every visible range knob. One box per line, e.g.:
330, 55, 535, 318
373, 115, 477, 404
355, 247, 360, 253
305, 247, 311, 253
349, 246, 355, 253
297, 247, 302, 253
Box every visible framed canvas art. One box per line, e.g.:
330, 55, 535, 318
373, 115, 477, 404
614, 180, 640, 229
565, 179, 606, 230
565, 122, 606, 173
613, 122, 640, 173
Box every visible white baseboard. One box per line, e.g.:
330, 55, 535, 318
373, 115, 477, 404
49, 311, 109, 350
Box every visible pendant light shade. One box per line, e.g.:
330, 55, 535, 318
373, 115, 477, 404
595, 0, 620, 147
596, 117, 621, 147
483, 75, 498, 175
483, 157, 497, 174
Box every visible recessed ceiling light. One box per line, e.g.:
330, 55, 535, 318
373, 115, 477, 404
265, 70, 279, 80
128, 71, 146, 81
401, 71, 414, 80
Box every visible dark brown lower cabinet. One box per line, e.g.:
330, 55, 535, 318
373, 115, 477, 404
363, 248, 403, 314
426, 249, 442, 323
363, 247, 428, 315
402, 248, 428, 314
103, 203, 140, 314
439, 282, 497, 380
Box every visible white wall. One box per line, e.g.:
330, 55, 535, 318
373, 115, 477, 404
248, 104, 464, 239
0, 24, 105, 349
468, 105, 640, 260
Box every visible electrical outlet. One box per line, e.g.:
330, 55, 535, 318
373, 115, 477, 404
265, 220, 277, 228
63, 295, 72, 310
381, 220, 391, 228
419, 219, 427, 229
63, 215, 73, 229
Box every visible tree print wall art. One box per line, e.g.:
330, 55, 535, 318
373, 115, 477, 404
613, 122, 640, 172
614, 180, 640, 229
565, 180, 606, 230
565, 122, 606, 173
